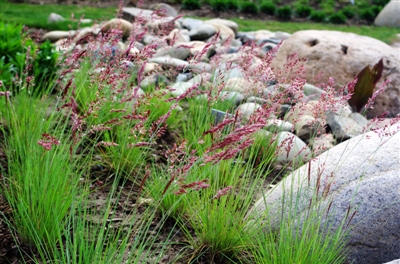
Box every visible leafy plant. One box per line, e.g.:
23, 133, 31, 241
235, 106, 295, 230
329, 12, 347, 24
32, 41, 60, 89
310, 10, 327, 22
0, 22, 59, 95
260, 2, 277, 15
276, 5, 292, 20
295, 4, 313, 18
348, 58, 383, 113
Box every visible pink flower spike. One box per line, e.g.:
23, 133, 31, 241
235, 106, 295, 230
38, 134, 60, 151
213, 186, 233, 199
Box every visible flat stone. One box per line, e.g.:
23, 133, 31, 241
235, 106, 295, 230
148, 56, 189, 69
181, 18, 204, 30
188, 24, 217, 41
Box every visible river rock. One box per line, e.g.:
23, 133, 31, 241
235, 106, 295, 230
42, 30, 75, 42
188, 24, 217, 41
271, 30, 400, 118
249, 127, 400, 264
204, 18, 239, 34
48, 13, 65, 23
236, 102, 261, 121
274, 131, 312, 165
149, 3, 178, 17
101, 18, 134, 39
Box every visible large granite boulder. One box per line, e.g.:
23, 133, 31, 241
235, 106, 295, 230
374, 0, 400, 27
249, 127, 400, 264
271, 30, 400, 118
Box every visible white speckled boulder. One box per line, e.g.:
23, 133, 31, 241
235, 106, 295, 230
249, 127, 400, 264
271, 30, 400, 118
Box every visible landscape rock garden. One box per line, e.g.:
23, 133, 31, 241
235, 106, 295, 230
3, 1, 400, 263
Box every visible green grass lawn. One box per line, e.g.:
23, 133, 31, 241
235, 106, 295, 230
0, 1, 398, 43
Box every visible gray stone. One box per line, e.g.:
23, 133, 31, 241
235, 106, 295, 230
48, 13, 65, 23
188, 24, 217, 41
271, 30, 400, 118
274, 131, 311, 165
224, 77, 263, 97
101, 18, 134, 39
176, 74, 189, 82
303, 83, 326, 100
374, 0, 400, 27
187, 62, 213, 73
219, 91, 245, 105
326, 111, 367, 140
181, 18, 204, 30
384, 260, 400, 264
236, 32, 256, 45
42, 30, 75, 42
153, 46, 191, 60
187, 72, 211, 86
249, 128, 400, 264
309, 133, 335, 155
247, 96, 268, 105
140, 75, 169, 90
236, 102, 262, 121
265, 119, 294, 133
293, 115, 320, 141
274, 31, 291, 40
149, 3, 178, 17
170, 82, 198, 96
204, 18, 239, 34
148, 56, 189, 69
122, 7, 154, 21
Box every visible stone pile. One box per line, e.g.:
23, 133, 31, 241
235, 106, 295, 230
42, 6, 391, 166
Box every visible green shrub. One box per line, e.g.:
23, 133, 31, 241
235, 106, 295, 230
341, 6, 356, 19
359, 7, 379, 23
372, 0, 389, 6
260, 2, 276, 15
241, 1, 259, 14
372, 6, 382, 16
319, 1, 335, 15
329, 12, 347, 24
226, 0, 239, 10
182, 0, 201, 10
276, 5, 292, 20
211, 0, 228, 11
295, 4, 313, 18
310, 10, 326, 22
